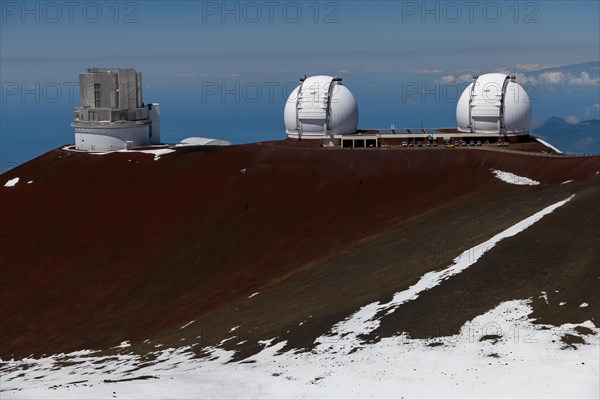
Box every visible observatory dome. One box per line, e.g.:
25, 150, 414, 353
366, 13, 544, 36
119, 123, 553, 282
284, 75, 358, 138
456, 73, 532, 134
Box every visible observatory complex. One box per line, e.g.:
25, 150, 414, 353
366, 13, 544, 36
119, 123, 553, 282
284, 72, 533, 148
69, 68, 535, 152
72, 68, 160, 151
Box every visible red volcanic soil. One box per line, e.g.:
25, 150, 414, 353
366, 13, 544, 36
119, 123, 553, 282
1, 140, 599, 359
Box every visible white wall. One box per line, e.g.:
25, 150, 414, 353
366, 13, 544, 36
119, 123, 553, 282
75, 125, 150, 151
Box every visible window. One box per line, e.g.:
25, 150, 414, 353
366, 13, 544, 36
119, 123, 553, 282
94, 83, 101, 108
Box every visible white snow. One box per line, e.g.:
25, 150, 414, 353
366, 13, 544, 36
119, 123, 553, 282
1, 301, 597, 399
248, 292, 259, 298
180, 320, 195, 329
218, 337, 235, 346
535, 138, 563, 154
560, 302, 567, 306
62, 146, 175, 159
580, 303, 589, 308
561, 180, 574, 185
315, 195, 574, 353
491, 169, 540, 185
119, 148, 176, 161
4, 177, 19, 187
2, 195, 597, 399
27, 180, 33, 184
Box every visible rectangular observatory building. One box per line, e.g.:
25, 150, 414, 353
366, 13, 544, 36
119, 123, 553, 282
72, 68, 160, 151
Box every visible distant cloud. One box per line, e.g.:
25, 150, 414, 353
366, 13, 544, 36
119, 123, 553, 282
514, 72, 537, 85
436, 74, 472, 84
337, 69, 351, 74
538, 70, 598, 86
439, 75, 455, 84
585, 103, 600, 117
514, 63, 560, 72
568, 71, 599, 86
457, 73, 473, 83
564, 115, 580, 124
539, 71, 566, 84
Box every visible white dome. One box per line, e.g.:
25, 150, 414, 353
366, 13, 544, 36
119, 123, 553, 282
284, 75, 358, 137
457, 73, 532, 134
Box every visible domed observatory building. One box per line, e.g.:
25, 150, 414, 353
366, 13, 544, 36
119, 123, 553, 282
456, 73, 532, 138
72, 68, 160, 151
284, 75, 359, 145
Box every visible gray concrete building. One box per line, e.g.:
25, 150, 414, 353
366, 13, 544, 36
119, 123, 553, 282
72, 68, 160, 151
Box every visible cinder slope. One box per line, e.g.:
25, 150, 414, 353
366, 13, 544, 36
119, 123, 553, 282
1, 141, 598, 359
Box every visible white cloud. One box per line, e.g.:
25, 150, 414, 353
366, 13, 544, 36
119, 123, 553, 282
337, 69, 351, 74
440, 75, 455, 84
514, 72, 537, 85
539, 71, 566, 84
567, 71, 599, 86
564, 115, 580, 124
537, 70, 598, 87
585, 104, 600, 117
457, 73, 473, 83
515, 63, 560, 72
495, 68, 511, 75
496, 69, 540, 85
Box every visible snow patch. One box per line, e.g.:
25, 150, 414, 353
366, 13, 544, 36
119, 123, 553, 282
219, 337, 235, 346
4, 177, 19, 187
180, 320, 194, 329
580, 303, 589, 308
316, 195, 574, 353
491, 169, 540, 185
119, 148, 176, 161
561, 180, 574, 185
248, 292, 259, 298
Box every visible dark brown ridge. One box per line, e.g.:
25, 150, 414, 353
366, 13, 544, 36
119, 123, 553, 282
1, 140, 598, 359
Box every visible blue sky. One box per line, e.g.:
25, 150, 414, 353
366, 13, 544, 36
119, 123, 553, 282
1, 1, 599, 165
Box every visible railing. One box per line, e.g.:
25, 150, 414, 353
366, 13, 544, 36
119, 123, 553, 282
72, 120, 151, 128
456, 146, 599, 158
